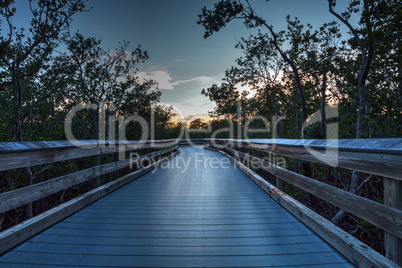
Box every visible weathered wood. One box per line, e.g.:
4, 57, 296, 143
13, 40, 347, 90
93, 155, 102, 187
206, 138, 402, 153
0, 150, 179, 255
276, 177, 284, 191
0, 146, 177, 214
206, 138, 402, 181
203, 141, 214, 150
0, 147, 354, 267
0, 140, 177, 172
384, 178, 402, 266
219, 149, 398, 268
178, 138, 205, 146
223, 146, 402, 239
0, 139, 178, 153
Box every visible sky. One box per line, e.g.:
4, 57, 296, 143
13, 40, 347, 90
12, 0, 353, 122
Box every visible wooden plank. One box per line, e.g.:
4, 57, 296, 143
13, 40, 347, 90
0, 251, 351, 267
178, 138, 205, 146
0, 140, 96, 152
0, 146, 177, 214
10, 243, 337, 256
276, 177, 284, 190
205, 138, 402, 153
93, 155, 102, 187
218, 149, 398, 268
203, 142, 216, 150
0, 140, 177, 172
0, 150, 179, 255
384, 178, 402, 266
0, 146, 351, 267
206, 138, 402, 180
223, 146, 402, 239
0, 139, 179, 153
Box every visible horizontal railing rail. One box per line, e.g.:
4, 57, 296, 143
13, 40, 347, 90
205, 138, 402, 180
177, 138, 205, 146
0, 139, 178, 172
205, 138, 402, 267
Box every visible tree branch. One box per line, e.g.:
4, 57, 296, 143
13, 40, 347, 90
356, 174, 373, 193
328, 1, 366, 56
359, 0, 374, 86
248, 13, 307, 123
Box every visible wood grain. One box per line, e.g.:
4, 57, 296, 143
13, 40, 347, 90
222, 146, 402, 239
219, 149, 398, 268
0, 146, 177, 214
206, 138, 402, 180
0, 150, 179, 255
0, 140, 177, 171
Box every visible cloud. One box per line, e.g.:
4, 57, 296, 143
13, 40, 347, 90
138, 69, 221, 90
160, 101, 212, 117
160, 96, 215, 118
138, 68, 222, 119
179, 97, 213, 108
171, 76, 217, 87
138, 70, 174, 90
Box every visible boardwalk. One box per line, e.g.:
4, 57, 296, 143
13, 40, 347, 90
0, 146, 352, 267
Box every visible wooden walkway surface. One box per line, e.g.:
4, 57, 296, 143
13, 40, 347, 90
0, 146, 353, 267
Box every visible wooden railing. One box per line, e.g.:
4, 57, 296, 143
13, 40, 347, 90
178, 138, 205, 146
205, 138, 402, 268
0, 139, 179, 254
0, 138, 400, 267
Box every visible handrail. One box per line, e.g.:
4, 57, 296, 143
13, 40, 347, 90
218, 149, 397, 268
223, 146, 402, 238
0, 139, 178, 171
205, 138, 402, 180
0, 139, 180, 254
0, 139, 178, 153
1, 137, 400, 266
0, 146, 178, 214
0, 150, 179, 254
205, 138, 402, 267
204, 138, 402, 153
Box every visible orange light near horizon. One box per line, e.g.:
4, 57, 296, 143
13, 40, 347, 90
170, 113, 211, 126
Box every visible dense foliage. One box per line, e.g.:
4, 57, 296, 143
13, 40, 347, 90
197, 0, 400, 140
0, 0, 172, 226
0, 0, 172, 143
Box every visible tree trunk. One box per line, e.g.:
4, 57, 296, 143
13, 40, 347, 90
320, 63, 327, 139
257, 19, 308, 126
302, 161, 318, 210
329, 0, 373, 226
12, 73, 23, 142
24, 167, 34, 218
12, 72, 34, 219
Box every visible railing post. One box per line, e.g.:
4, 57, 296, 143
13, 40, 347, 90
273, 160, 284, 191
93, 155, 102, 187
384, 178, 402, 266
276, 177, 284, 191
204, 140, 211, 149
